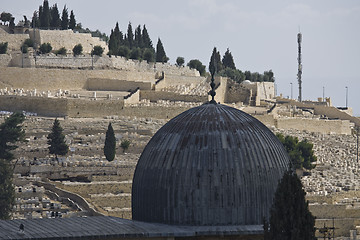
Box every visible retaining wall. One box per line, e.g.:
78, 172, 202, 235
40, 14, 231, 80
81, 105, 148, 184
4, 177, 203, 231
0, 95, 125, 118
35, 29, 108, 54
0, 32, 28, 51
140, 90, 206, 103
0, 67, 156, 91
87, 78, 152, 91
276, 117, 352, 135
0, 54, 11, 67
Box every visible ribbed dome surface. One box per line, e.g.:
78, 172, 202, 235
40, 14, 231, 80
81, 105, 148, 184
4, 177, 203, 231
132, 104, 289, 226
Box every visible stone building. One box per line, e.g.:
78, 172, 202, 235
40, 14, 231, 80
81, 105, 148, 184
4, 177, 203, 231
0, 101, 290, 239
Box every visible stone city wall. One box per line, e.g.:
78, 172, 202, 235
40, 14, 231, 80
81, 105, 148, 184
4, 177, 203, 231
0, 95, 68, 117
121, 105, 193, 120
0, 67, 156, 91
276, 117, 352, 135
9, 52, 35, 68
254, 114, 352, 135
223, 79, 251, 104
155, 74, 205, 90
140, 90, 206, 103
0, 54, 11, 67
0, 32, 28, 51
66, 98, 125, 118
0, 95, 125, 118
87, 78, 152, 91
35, 29, 108, 54
279, 98, 360, 128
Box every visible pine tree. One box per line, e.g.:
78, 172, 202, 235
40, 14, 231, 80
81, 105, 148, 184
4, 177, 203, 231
50, 4, 60, 28
209, 47, 222, 75
142, 25, 153, 49
61, 5, 69, 30
127, 22, 134, 49
0, 113, 25, 220
156, 38, 168, 63
264, 170, 316, 240
222, 48, 236, 69
69, 10, 76, 30
104, 123, 116, 161
40, 0, 50, 29
47, 119, 68, 160
31, 11, 40, 28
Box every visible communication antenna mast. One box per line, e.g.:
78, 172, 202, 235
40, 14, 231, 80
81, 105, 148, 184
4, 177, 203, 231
297, 29, 302, 102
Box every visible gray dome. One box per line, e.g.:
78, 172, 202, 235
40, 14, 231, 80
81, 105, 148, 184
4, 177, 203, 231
132, 104, 289, 226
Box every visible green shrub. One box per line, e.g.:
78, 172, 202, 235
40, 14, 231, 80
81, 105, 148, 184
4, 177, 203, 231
276, 133, 317, 170
23, 38, 34, 48
20, 44, 28, 53
39, 43, 52, 54
91, 45, 103, 56
55, 47, 67, 55
72, 44, 83, 56
130, 47, 141, 60
0, 42, 8, 54
117, 46, 130, 58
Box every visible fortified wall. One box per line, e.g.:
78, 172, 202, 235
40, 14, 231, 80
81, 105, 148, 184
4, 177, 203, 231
278, 98, 360, 128
0, 95, 125, 118
0, 67, 158, 90
255, 114, 352, 135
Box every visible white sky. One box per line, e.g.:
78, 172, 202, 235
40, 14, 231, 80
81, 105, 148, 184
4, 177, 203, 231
3, 0, 360, 116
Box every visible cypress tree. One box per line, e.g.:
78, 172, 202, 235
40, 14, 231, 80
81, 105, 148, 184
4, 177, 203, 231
0, 113, 26, 220
222, 48, 236, 69
47, 119, 68, 160
31, 11, 40, 28
264, 170, 316, 240
142, 25, 153, 49
38, 6, 43, 27
104, 123, 116, 161
209, 47, 222, 75
61, 5, 69, 30
156, 38, 168, 63
69, 10, 76, 30
108, 29, 116, 54
134, 25, 143, 48
127, 22, 134, 49
40, 0, 50, 29
50, 4, 60, 28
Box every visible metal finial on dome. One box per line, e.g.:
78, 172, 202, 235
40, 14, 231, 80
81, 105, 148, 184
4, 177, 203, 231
209, 72, 217, 104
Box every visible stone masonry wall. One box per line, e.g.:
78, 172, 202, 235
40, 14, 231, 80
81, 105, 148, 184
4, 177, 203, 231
0, 54, 11, 67
276, 117, 352, 135
0, 67, 157, 91
0, 32, 28, 51
254, 114, 352, 135
140, 90, 207, 103
37, 29, 108, 54
66, 98, 125, 118
0, 95, 68, 117
87, 78, 152, 91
